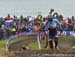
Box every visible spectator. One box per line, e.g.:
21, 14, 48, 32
11, 26, 16, 35
0, 29, 4, 39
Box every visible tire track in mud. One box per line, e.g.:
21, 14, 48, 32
9, 36, 75, 50
8, 35, 37, 51
8, 36, 75, 54
58, 38, 74, 49
6, 36, 75, 57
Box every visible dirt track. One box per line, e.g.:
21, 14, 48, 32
9, 35, 37, 51
7, 36, 75, 57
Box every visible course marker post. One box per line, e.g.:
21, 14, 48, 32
37, 33, 41, 50
6, 44, 8, 51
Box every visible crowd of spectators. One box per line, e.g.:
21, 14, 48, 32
0, 13, 75, 39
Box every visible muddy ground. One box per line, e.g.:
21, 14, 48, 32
2, 36, 75, 57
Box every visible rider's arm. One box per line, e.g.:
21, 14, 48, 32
54, 19, 63, 31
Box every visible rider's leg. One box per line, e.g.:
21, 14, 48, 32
54, 36, 58, 48
49, 35, 54, 49
49, 40, 53, 49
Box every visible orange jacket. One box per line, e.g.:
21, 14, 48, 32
34, 25, 40, 32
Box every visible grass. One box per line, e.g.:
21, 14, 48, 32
0, 35, 75, 52
10, 36, 30, 45
59, 35, 75, 40
28, 41, 39, 50
28, 40, 47, 50
28, 35, 75, 50
0, 35, 75, 57
0, 36, 32, 52
0, 39, 7, 52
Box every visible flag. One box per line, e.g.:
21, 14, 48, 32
5, 18, 13, 26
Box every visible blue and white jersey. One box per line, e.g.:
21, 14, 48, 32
46, 18, 62, 30
47, 21, 57, 29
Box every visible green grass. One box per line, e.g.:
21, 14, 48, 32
10, 36, 30, 45
28, 35, 75, 50
0, 36, 32, 52
0, 39, 7, 52
60, 35, 75, 40
28, 40, 48, 50
0, 35, 75, 52
0, 35, 75, 57
28, 41, 39, 50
